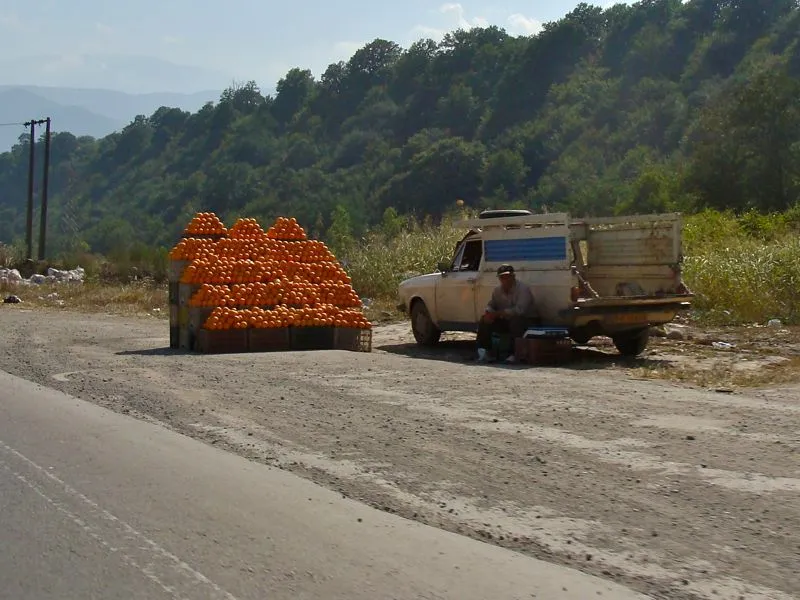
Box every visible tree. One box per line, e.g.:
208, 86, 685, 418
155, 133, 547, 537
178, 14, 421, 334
1, 0, 798, 252
686, 56, 800, 211
271, 68, 315, 128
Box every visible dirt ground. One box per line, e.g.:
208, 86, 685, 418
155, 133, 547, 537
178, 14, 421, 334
0, 307, 798, 600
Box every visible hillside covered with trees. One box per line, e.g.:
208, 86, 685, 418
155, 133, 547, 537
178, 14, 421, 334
0, 0, 798, 257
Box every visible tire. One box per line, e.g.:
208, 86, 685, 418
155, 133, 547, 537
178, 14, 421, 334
612, 328, 650, 357
411, 301, 442, 346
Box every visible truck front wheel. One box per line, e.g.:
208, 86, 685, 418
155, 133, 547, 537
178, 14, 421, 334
411, 301, 442, 346
612, 328, 650, 357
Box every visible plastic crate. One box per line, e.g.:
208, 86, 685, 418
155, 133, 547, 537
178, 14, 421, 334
515, 337, 572, 365
290, 326, 336, 351
195, 329, 248, 354
334, 327, 372, 352
249, 327, 291, 352
523, 327, 571, 339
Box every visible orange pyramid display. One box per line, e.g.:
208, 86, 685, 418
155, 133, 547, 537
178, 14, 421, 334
182, 212, 227, 236
169, 212, 371, 332
267, 217, 306, 240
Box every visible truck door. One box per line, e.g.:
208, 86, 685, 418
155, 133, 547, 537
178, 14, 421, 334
435, 239, 483, 330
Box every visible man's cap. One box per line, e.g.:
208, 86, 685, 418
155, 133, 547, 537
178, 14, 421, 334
497, 264, 515, 277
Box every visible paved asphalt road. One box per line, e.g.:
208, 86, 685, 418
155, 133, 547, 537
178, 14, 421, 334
0, 369, 648, 600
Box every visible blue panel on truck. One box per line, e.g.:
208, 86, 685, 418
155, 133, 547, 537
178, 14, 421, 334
484, 237, 567, 262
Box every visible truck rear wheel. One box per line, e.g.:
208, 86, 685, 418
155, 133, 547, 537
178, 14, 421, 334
411, 301, 441, 346
612, 328, 649, 357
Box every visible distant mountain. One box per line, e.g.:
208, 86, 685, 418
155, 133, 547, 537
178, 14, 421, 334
0, 85, 221, 122
0, 53, 232, 94
0, 86, 222, 150
0, 88, 122, 149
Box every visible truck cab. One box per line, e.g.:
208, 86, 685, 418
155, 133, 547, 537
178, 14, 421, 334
397, 210, 693, 356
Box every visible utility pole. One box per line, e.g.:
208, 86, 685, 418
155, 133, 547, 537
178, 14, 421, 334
25, 120, 35, 260
38, 117, 52, 260
23, 118, 51, 261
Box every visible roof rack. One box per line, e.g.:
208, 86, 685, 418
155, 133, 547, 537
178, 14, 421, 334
477, 209, 533, 220
460, 212, 570, 229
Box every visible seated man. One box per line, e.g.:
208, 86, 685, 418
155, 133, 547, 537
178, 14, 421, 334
477, 264, 538, 363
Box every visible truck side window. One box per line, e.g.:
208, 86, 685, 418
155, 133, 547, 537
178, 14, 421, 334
456, 240, 483, 271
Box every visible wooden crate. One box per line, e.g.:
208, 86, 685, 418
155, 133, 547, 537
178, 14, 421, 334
248, 327, 291, 352
179, 326, 193, 351
515, 337, 572, 365
195, 329, 248, 354
178, 283, 200, 308
189, 307, 214, 334
169, 326, 180, 349
334, 327, 372, 352
168, 282, 180, 305
169, 303, 179, 328
290, 326, 336, 351
168, 259, 189, 283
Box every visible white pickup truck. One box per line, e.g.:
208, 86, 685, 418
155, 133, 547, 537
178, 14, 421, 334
396, 210, 693, 356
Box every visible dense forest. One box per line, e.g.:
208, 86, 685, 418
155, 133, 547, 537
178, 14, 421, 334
0, 0, 798, 257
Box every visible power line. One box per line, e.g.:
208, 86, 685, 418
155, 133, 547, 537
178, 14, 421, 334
0, 121, 26, 128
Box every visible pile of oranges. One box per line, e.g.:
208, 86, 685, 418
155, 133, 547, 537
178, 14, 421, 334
189, 282, 319, 307
183, 212, 227, 236
267, 217, 306, 240
168, 237, 218, 260
204, 305, 370, 330
228, 218, 265, 240
170, 212, 371, 331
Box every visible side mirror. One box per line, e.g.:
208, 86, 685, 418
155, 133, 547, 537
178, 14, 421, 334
437, 261, 451, 273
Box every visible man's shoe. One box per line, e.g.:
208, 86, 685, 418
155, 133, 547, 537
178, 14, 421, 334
504, 354, 517, 364
477, 348, 489, 363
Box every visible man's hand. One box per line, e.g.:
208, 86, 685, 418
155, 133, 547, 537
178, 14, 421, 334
484, 310, 501, 323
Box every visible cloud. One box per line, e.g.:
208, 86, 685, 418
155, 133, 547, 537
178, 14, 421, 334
162, 35, 184, 45
440, 3, 488, 29
95, 22, 114, 35
332, 41, 365, 60
411, 3, 537, 42
507, 14, 543, 36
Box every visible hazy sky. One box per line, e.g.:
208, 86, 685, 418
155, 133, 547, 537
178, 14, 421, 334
0, 1, 622, 91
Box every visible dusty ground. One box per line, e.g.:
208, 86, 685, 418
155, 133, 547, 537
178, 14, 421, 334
0, 306, 798, 600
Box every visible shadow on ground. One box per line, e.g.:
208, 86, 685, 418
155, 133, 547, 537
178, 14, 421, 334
375, 339, 672, 371
116, 347, 184, 357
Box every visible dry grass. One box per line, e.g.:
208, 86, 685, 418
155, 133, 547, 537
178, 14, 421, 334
632, 354, 800, 389
363, 297, 405, 325
0, 281, 168, 317
682, 209, 800, 325
342, 211, 472, 300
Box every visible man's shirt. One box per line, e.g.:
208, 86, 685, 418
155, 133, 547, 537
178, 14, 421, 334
486, 281, 537, 318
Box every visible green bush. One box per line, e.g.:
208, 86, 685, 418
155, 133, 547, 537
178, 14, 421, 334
683, 210, 800, 324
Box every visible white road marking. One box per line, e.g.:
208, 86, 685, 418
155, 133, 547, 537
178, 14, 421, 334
0, 439, 240, 600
